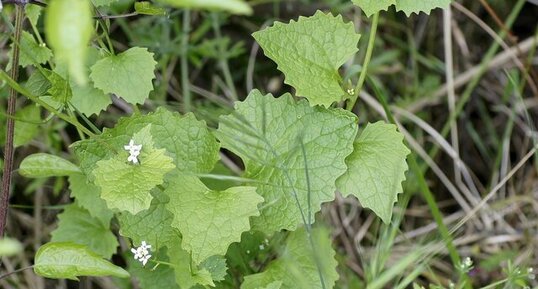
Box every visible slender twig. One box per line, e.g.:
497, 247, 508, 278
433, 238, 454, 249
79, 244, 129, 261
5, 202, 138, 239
0, 4, 23, 238
346, 12, 379, 111
181, 10, 191, 112
0, 265, 34, 280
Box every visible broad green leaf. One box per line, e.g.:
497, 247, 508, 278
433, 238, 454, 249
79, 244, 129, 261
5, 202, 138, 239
217, 90, 357, 233
90, 47, 157, 105
253, 11, 360, 107
165, 173, 263, 264
117, 188, 180, 250
19, 153, 80, 177
93, 125, 175, 213
241, 227, 338, 289
34, 242, 129, 280
352, 0, 451, 17
69, 173, 113, 227
135, 1, 167, 15
45, 0, 93, 85
13, 104, 41, 147
10, 31, 52, 68
51, 204, 118, 259
336, 121, 410, 224
127, 247, 179, 289
73, 107, 219, 178
156, 0, 252, 15
0, 238, 22, 257
92, 0, 120, 7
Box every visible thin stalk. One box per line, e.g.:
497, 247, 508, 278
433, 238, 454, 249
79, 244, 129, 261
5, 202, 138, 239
346, 12, 379, 111
181, 10, 192, 112
211, 13, 238, 101
0, 5, 24, 237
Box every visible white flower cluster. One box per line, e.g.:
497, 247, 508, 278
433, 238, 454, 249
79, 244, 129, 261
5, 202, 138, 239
459, 257, 473, 273
124, 139, 142, 164
131, 241, 152, 266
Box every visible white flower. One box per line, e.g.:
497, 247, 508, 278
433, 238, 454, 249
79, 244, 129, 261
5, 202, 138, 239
131, 241, 152, 266
124, 139, 142, 164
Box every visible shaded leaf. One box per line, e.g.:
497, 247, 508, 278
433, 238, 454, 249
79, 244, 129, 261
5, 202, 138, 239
51, 204, 118, 259
19, 153, 81, 177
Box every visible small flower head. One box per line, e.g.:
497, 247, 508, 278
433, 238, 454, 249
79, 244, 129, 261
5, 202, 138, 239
528, 267, 535, 280
131, 241, 152, 266
124, 139, 142, 164
459, 257, 473, 273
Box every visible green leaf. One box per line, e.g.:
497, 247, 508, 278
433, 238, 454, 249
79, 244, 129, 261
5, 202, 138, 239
156, 0, 252, 15
253, 11, 360, 107
257, 282, 283, 289
336, 121, 410, 224
51, 204, 118, 259
90, 47, 157, 105
217, 90, 357, 233
117, 188, 180, 250
69, 173, 113, 227
351, 0, 451, 17
73, 107, 219, 178
13, 104, 41, 147
34, 242, 129, 280
241, 227, 338, 289
164, 173, 263, 264
45, 0, 93, 85
19, 153, 81, 177
134, 1, 167, 15
25, 4, 43, 27
0, 238, 23, 257
93, 125, 175, 214
11, 31, 52, 68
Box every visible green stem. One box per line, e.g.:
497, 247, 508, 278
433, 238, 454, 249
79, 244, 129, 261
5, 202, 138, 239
346, 12, 379, 111
211, 13, 238, 101
0, 70, 95, 137
181, 9, 192, 112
